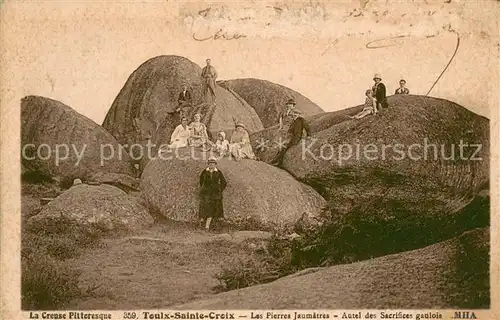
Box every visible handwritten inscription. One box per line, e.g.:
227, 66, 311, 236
193, 28, 247, 41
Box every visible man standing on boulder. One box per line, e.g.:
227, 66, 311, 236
199, 156, 227, 231
201, 58, 218, 105
372, 73, 388, 111
272, 109, 311, 167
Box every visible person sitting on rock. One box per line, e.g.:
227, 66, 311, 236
271, 109, 311, 167
188, 113, 213, 150
395, 79, 410, 95
168, 117, 192, 149
229, 122, 256, 161
372, 73, 388, 111
199, 156, 227, 231
350, 89, 376, 119
279, 98, 297, 130
176, 84, 192, 117
214, 131, 230, 157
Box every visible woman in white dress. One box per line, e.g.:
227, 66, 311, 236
229, 123, 256, 160
188, 113, 213, 150
168, 117, 191, 149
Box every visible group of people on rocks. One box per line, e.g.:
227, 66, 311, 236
351, 74, 410, 119
171, 62, 411, 231
174, 58, 218, 119
167, 113, 257, 161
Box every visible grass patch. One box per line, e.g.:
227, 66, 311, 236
213, 235, 299, 292
21, 216, 109, 309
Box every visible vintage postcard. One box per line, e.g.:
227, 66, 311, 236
1, 0, 499, 319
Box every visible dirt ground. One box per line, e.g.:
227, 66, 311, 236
65, 221, 266, 309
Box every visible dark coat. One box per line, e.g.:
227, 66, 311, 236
372, 82, 388, 108
372, 82, 387, 101
395, 87, 410, 95
288, 116, 311, 145
199, 168, 227, 219
178, 90, 192, 105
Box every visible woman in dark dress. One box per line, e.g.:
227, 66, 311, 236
372, 73, 388, 111
199, 157, 227, 231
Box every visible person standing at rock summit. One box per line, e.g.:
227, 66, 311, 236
201, 58, 218, 105
372, 73, 388, 111
395, 79, 410, 95
199, 157, 227, 231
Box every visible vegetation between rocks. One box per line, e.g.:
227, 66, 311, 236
21, 216, 108, 309
214, 193, 490, 294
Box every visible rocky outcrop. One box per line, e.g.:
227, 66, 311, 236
27, 184, 154, 233
102, 56, 263, 162
218, 78, 323, 128
21, 96, 134, 186
174, 228, 490, 309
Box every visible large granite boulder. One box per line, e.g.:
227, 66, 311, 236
140, 154, 326, 230
102, 56, 263, 162
27, 184, 154, 233
218, 78, 324, 128
21, 96, 134, 186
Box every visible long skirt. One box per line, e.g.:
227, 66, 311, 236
230, 143, 256, 159
199, 196, 224, 219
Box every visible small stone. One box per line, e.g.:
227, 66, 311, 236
73, 178, 83, 186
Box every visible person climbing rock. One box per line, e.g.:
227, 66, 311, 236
395, 79, 410, 95
176, 84, 192, 117
201, 58, 218, 105
199, 156, 227, 231
272, 109, 311, 167
372, 73, 388, 111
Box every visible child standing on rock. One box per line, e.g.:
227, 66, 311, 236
199, 157, 227, 231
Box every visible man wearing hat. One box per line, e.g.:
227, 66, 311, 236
279, 98, 297, 130
199, 156, 227, 231
372, 73, 388, 111
395, 79, 410, 95
272, 109, 311, 167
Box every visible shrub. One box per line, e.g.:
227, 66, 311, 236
291, 194, 490, 268
21, 233, 101, 310
21, 217, 107, 309
214, 194, 490, 293
213, 235, 299, 292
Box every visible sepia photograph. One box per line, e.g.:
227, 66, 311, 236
1, 0, 498, 316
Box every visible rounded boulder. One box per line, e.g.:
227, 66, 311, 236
21, 96, 134, 186
140, 155, 326, 230
27, 184, 154, 233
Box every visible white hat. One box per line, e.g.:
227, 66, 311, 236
218, 131, 226, 139
373, 73, 382, 80
208, 156, 217, 163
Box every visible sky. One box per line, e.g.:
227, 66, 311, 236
1, 0, 498, 127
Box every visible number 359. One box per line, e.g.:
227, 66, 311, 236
124, 312, 137, 319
